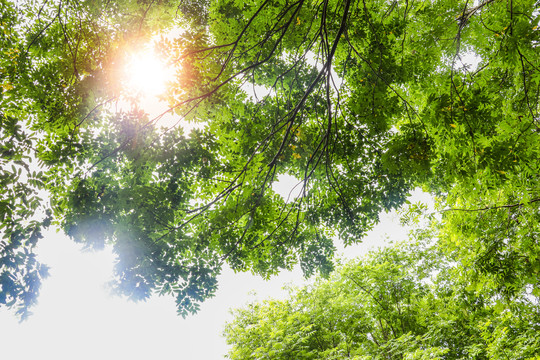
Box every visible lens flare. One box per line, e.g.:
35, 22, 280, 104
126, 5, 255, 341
124, 48, 173, 98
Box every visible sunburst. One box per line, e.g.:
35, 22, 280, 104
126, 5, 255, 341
123, 46, 174, 98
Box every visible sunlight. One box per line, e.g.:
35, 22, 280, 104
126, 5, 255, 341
112, 41, 184, 128
123, 46, 174, 98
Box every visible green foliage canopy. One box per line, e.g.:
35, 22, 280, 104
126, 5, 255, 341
224, 240, 540, 359
1, 0, 539, 319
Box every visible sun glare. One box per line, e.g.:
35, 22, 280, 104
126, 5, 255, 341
114, 40, 190, 129
124, 48, 174, 98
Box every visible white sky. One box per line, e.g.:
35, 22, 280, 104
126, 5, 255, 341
0, 188, 432, 359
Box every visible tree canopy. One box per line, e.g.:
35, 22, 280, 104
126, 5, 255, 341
1, 0, 539, 320
225, 239, 540, 359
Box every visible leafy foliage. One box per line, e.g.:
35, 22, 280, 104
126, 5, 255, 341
1, 0, 540, 320
224, 240, 540, 359
0, 0, 180, 318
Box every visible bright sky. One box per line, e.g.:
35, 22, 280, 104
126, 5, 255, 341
0, 189, 430, 359
0, 40, 434, 359
0, 226, 306, 360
